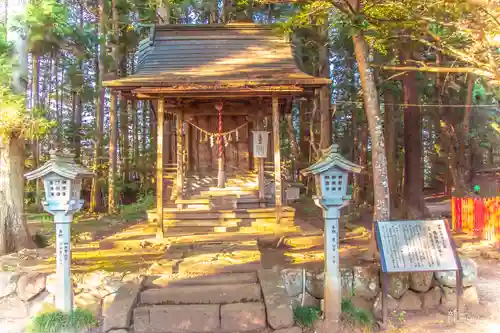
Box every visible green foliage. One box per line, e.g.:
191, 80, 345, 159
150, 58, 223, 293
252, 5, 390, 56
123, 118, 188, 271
119, 192, 155, 221
27, 308, 97, 333
341, 298, 375, 327
293, 306, 322, 327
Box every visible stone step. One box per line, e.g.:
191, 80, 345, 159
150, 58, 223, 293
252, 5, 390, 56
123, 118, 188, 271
134, 304, 220, 333
144, 272, 258, 289
139, 283, 262, 305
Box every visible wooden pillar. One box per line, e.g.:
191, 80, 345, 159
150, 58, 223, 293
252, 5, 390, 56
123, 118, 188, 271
164, 117, 171, 165
192, 117, 199, 172
186, 119, 191, 172
156, 98, 165, 238
176, 109, 184, 199
272, 96, 282, 207
108, 91, 118, 214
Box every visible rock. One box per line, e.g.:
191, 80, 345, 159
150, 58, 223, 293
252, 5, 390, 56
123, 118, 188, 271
398, 290, 422, 310
29, 291, 55, 316
221, 302, 266, 332
133, 307, 150, 333
102, 293, 116, 317
372, 292, 398, 320
341, 267, 354, 298
45, 273, 57, 295
386, 273, 410, 299
16, 272, 46, 301
74, 292, 102, 317
281, 268, 303, 297
435, 257, 477, 287
441, 286, 479, 310
83, 271, 108, 289
148, 304, 220, 333
147, 259, 178, 276
102, 279, 123, 295
410, 272, 433, 292
274, 327, 302, 333
0, 271, 20, 298
258, 269, 294, 330
0, 294, 29, 333
463, 286, 479, 305
353, 265, 380, 300
0, 294, 29, 319
103, 282, 141, 332
291, 292, 320, 309
422, 287, 441, 309
305, 271, 324, 299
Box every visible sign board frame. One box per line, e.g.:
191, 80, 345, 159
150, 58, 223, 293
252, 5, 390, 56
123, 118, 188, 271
375, 219, 463, 328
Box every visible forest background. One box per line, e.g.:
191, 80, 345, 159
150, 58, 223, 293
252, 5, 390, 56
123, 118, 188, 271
0, 0, 498, 254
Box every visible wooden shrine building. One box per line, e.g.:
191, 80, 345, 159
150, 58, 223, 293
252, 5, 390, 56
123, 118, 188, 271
104, 24, 330, 237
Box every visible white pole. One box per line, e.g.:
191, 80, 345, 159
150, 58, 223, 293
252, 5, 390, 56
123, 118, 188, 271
323, 206, 341, 324
54, 214, 73, 313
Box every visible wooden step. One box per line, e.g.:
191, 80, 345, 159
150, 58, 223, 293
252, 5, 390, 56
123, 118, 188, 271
164, 219, 241, 227
164, 226, 239, 234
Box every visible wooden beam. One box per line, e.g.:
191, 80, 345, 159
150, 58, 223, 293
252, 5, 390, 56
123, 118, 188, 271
176, 108, 184, 199
272, 96, 282, 207
156, 98, 165, 238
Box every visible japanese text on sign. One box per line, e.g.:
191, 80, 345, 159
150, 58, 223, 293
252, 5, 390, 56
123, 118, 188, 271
252, 131, 269, 158
376, 220, 458, 273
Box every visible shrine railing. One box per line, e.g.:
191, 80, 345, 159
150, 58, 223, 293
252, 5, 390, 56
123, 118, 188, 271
451, 196, 500, 240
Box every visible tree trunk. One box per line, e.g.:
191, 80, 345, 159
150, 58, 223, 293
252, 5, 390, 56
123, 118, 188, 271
352, 32, 390, 222
108, 0, 119, 212
318, 19, 332, 150
286, 110, 300, 162
383, 91, 397, 217
90, 0, 106, 212
400, 52, 426, 218
0, 136, 35, 254
32, 53, 41, 209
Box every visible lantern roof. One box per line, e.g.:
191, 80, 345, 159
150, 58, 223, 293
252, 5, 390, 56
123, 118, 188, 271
300, 144, 362, 176
25, 152, 94, 181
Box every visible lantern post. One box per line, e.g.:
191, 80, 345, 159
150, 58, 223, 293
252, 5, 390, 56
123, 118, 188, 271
25, 152, 93, 313
301, 144, 362, 327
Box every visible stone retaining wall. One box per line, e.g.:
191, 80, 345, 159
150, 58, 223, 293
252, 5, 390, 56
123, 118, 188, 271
281, 256, 479, 320
0, 270, 142, 333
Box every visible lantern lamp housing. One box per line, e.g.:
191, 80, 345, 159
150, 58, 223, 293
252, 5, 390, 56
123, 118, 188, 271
301, 144, 362, 206
24, 152, 93, 215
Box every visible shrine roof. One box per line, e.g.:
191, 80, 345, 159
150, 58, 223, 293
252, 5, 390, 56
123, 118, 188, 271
301, 145, 363, 176
103, 24, 330, 95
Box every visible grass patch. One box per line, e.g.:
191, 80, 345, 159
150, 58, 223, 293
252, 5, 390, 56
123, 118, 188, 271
341, 298, 375, 328
294, 306, 322, 327
27, 308, 97, 333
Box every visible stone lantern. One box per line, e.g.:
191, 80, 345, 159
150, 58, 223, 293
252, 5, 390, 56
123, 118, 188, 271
301, 144, 362, 325
25, 151, 93, 313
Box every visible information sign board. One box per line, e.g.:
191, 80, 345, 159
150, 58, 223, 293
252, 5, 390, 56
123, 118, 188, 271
375, 220, 462, 329
252, 131, 269, 158
376, 220, 458, 273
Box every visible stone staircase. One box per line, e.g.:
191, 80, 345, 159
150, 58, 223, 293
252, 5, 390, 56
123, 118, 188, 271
130, 270, 298, 333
